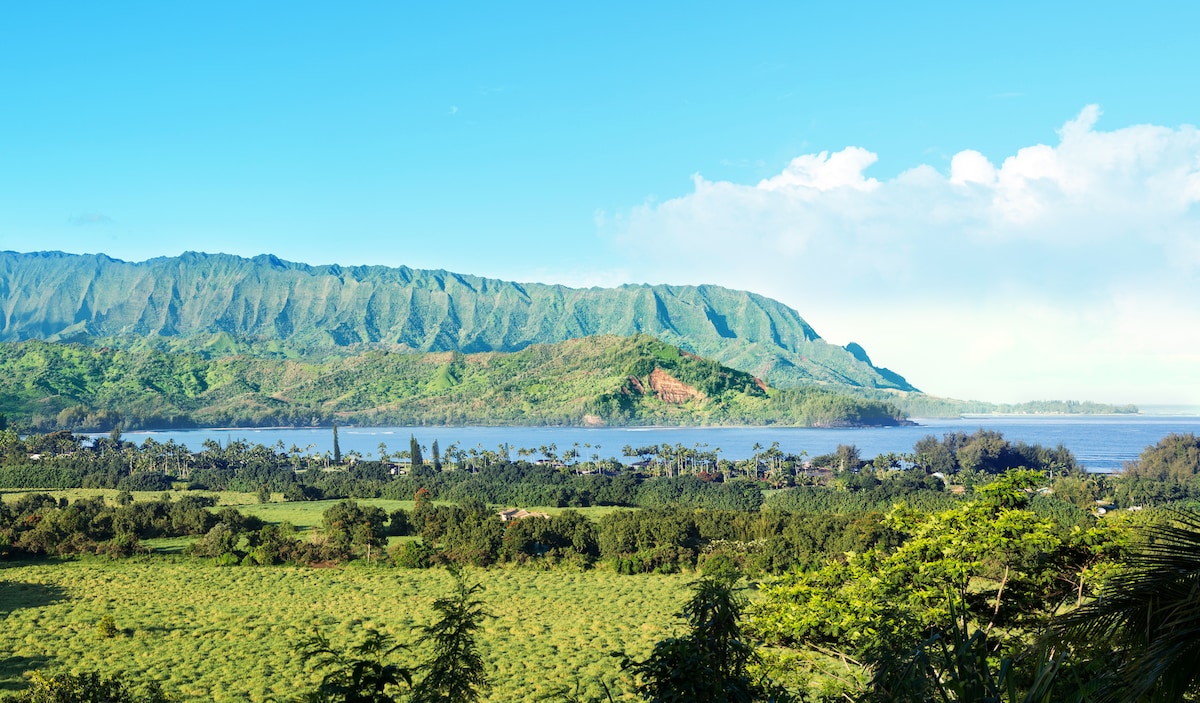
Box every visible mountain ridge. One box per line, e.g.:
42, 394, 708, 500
0, 250, 915, 391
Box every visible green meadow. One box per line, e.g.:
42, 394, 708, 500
234, 499, 634, 532
0, 489, 261, 508
0, 489, 667, 700
0, 560, 691, 701
0, 490, 636, 532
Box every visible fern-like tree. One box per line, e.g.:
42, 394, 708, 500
296, 628, 411, 703
411, 573, 492, 703
623, 576, 791, 703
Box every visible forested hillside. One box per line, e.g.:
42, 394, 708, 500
0, 335, 905, 430
0, 250, 914, 391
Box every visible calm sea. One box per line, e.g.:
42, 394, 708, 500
99, 415, 1200, 473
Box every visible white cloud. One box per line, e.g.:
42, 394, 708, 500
757, 147, 880, 192
949, 150, 996, 186
605, 107, 1200, 405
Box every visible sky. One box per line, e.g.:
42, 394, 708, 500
1, 2, 1198, 406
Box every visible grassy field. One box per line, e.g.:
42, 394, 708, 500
0, 559, 691, 701
0, 489, 637, 531
237, 499, 635, 530
0, 488, 263, 507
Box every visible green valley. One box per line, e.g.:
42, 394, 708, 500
0, 335, 905, 431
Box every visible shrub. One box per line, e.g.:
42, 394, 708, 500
187, 524, 239, 559
389, 541, 435, 569
3, 670, 174, 702
96, 615, 119, 639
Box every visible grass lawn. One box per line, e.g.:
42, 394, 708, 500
0, 560, 692, 701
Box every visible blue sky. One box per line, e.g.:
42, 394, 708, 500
2, 2, 1198, 405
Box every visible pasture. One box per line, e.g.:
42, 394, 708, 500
0, 489, 636, 530
0, 560, 691, 701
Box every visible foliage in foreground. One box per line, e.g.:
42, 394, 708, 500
864, 509, 1200, 703
0, 671, 174, 703
750, 470, 1125, 662
1054, 509, 1200, 702
865, 611, 1083, 703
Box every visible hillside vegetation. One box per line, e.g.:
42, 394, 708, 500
0, 250, 914, 392
0, 335, 905, 430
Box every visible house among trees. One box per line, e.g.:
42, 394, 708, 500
496, 508, 550, 522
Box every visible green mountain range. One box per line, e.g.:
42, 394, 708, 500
0, 336, 906, 430
0, 250, 915, 392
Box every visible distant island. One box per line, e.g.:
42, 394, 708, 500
843, 389, 1139, 418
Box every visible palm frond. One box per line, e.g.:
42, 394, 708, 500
1054, 509, 1200, 702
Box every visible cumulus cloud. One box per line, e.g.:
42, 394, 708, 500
605, 107, 1200, 404
757, 147, 881, 192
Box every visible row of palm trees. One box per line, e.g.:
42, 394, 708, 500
32, 429, 834, 485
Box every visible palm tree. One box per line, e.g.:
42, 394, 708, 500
750, 442, 763, 480
1055, 509, 1200, 702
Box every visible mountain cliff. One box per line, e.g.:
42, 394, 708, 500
0, 251, 915, 391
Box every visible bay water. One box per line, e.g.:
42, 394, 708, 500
103, 415, 1200, 473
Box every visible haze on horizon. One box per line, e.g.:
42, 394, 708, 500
1, 3, 1197, 407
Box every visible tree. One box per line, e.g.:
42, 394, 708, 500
411, 573, 492, 703
333, 424, 342, 465
411, 436, 424, 468
835, 444, 862, 472
322, 501, 388, 557
431, 440, 441, 471
623, 576, 790, 703
867, 608, 1072, 703
1121, 433, 1200, 482
1055, 509, 1200, 702
751, 471, 1113, 662
187, 523, 239, 559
